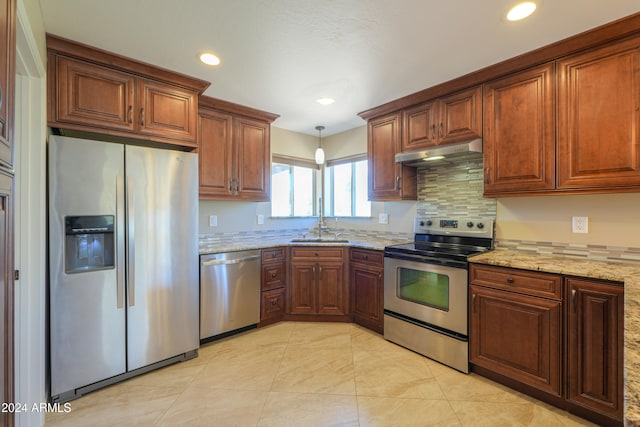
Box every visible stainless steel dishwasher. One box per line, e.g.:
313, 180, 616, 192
200, 249, 261, 341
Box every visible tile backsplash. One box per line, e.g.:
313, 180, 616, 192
416, 155, 496, 219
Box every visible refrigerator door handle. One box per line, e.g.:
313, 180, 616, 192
127, 176, 136, 307
116, 176, 126, 309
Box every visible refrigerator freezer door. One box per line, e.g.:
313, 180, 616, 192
48, 135, 126, 397
125, 145, 199, 370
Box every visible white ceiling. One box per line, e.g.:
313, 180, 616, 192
39, 0, 640, 137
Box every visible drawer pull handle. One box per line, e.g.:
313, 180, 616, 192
506, 277, 514, 284
472, 294, 477, 312
128, 105, 133, 124
571, 289, 577, 312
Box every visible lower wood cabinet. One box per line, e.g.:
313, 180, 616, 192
287, 246, 348, 319
469, 263, 624, 426
470, 284, 562, 397
349, 248, 384, 333
260, 248, 286, 325
566, 277, 623, 421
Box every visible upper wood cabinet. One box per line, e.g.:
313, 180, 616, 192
368, 112, 417, 201
483, 63, 556, 195
198, 96, 278, 201
557, 35, 640, 190
0, 0, 15, 168
47, 34, 210, 148
402, 86, 482, 151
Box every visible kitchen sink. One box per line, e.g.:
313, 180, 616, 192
290, 238, 350, 243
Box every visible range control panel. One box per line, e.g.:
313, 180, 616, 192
414, 217, 494, 238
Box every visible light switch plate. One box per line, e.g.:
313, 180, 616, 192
209, 215, 218, 227
257, 214, 264, 225
379, 213, 389, 224
572, 216, 588, 234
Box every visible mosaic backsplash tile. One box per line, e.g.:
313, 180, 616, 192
496, 239, 640, 264
416, 155, 497, 219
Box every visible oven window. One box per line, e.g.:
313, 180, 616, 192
397, 267, 449, 311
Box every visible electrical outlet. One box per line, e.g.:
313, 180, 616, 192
379, 213, 389, 224
572, 216, 588, 234
257, 214, 264, 225
209, 215, 218, 227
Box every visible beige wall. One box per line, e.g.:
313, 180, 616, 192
496, 193, 640, 247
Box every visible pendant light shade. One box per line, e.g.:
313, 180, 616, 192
315, 125, 325, 165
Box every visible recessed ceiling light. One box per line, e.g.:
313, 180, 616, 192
507, 2, 537, 21
316, 97, 335, 106
198, 52, 220, 66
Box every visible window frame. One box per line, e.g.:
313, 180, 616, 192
271, 154, 318, 218
324, 154, 371, 218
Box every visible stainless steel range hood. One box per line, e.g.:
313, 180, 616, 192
395, 138, 482, 166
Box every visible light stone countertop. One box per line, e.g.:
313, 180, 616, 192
199, 236, 405, 254
469, 250, 640, 426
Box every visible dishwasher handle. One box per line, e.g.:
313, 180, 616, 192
201, 254, 261, 267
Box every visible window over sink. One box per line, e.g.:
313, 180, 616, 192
271, 155, 317, 217
324, 155, 371, 218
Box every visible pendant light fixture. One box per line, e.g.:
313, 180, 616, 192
315, 125, 325, 165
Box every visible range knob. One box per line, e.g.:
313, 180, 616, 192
477, 222, 485, 229
426, 220, 433, 226
466, 221, 474, 228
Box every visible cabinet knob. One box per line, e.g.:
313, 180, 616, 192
271, 272, 277, 279
364, 255, 369, 260
314, 252, 319, 256
506, 277, 514, 284
271, 300, 278, 306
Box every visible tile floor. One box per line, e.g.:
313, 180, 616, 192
46, 322, 596, 426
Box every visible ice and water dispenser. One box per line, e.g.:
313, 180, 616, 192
65, 215, 115, 273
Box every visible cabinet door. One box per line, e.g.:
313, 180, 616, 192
402, 101, 437, 150
470, 285, 562, 397
557, 36, 640, 190
289, 261, 316, 314
137, 78, 198, 146
52, 56, 136, 133
438, 86, 482, 145
483, 63, 555, 195
0, 0, 15, 168
368, 113, 416, 201
198, 109, 233, 198
350, 263, 383, 333
566, 278, 623, 420
234, 117, 270, 201
317, 261, 345, 315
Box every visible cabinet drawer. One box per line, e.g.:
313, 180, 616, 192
350, 248, 383, 266
262, 247, 285, 263
470, 264, 562, 300
290, 246, 344, 260
261, 288, 285, 320
262, 261, 286, 291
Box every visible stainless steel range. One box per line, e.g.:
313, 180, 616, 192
383, 217, 494, 373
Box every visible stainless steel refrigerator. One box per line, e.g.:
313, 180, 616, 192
48, 135, 199, 403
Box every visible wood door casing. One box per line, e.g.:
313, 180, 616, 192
0, 171, 13, 427
557, 36, 640, 189
483, 63, 556, 195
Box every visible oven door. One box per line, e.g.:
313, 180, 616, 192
384, 255, 469, 336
